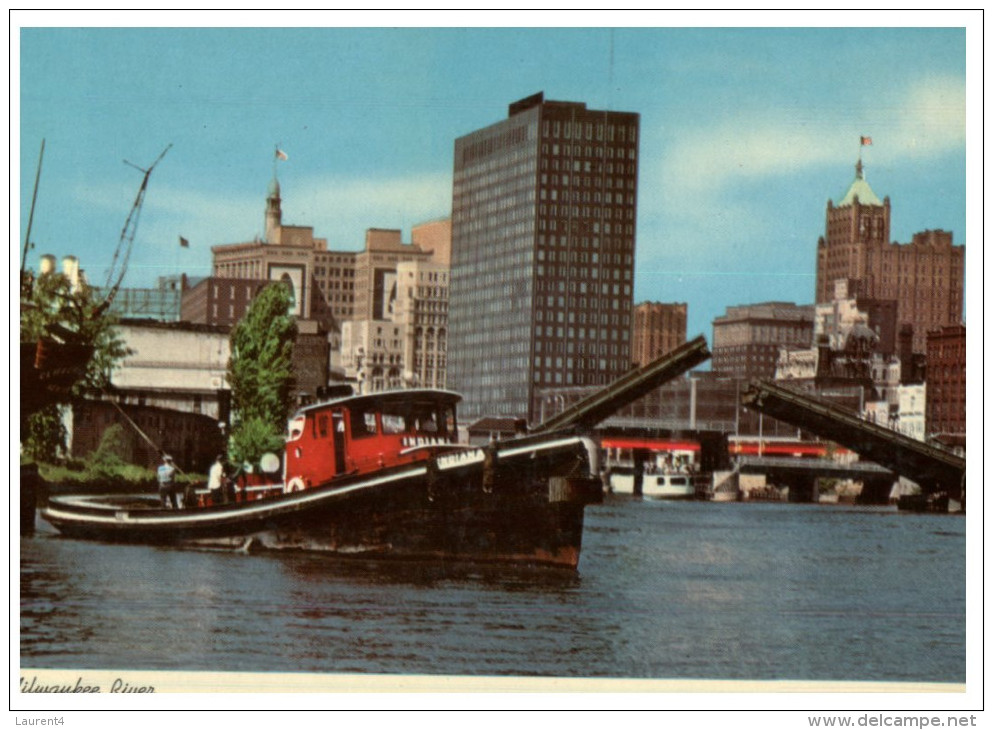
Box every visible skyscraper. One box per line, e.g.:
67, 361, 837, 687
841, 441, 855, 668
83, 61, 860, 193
448, 92, 640, 423
815, 156, 964, 353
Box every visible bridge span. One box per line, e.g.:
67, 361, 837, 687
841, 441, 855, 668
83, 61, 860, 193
737, 455, 893, 479
736, 455, 896, 503
741, 379, 965, 502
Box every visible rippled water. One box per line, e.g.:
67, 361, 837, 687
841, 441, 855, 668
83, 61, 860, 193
20, 500, 965, 681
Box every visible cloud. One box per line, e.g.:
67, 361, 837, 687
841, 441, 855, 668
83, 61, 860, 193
73, 169, 453, 253
888, 75, 966, 152
652, 74, 966, 200
281, 171, 453, 246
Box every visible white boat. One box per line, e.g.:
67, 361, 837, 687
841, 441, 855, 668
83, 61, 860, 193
609, 470, 697, 499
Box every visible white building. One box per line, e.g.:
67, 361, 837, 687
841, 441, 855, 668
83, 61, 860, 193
110, 320, 231, 420
394, 260, 449, 389
896, 383, 927, 441
337, 221, 451, 394
815, 280, 871, 350
341, 320, 405, 393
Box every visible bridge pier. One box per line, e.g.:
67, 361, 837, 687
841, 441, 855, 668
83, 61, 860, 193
630, 448, 651, 496
20, 462, 40, 535
857, 476, 895, 505
698, 432, 731, 473
783, 474, 818, 503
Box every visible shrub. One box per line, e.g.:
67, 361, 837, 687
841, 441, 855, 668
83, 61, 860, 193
22, 404, 67, 463
86, 423, 130, 471
228, 416, 285, 469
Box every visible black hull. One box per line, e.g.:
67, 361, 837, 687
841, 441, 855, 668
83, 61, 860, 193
41, 435, 601, 569
896, 492, 951, 514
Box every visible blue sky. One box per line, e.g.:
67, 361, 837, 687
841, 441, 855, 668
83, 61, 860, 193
15, 16, 974, 342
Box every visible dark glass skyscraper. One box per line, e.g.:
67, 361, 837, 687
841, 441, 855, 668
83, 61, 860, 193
448, 93, 640, 423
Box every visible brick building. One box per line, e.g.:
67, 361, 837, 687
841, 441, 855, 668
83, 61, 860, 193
631, 301, 687, 367
180, 276, 269, 327
925, 324, 966, 441
711, 302, 814, 380
816, 157, 964, 353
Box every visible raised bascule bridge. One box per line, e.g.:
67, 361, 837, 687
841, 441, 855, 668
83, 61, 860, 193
532, 335, 712, 437
741, 379, 966, 508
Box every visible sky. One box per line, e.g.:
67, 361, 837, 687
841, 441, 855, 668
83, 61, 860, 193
14, 13, 976, 343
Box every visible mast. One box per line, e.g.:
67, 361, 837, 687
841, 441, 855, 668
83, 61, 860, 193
20, 139, 46, 290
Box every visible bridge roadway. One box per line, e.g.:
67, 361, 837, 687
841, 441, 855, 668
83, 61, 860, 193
535, 335, 711, 434
737, 455, 898, 503
736, 455, 893, 479
741, 379, 965, 501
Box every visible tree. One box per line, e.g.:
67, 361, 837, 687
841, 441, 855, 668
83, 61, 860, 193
21, 271, 130, 393
227, 282, 297, 466
226, 416, 286, 468
20, 271, 130, 459
22, 404, 67, 463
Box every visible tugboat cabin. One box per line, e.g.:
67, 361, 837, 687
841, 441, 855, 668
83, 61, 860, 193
284, 389, 463, 489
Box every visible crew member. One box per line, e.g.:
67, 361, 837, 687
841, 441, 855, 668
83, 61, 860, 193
157, 454, 178, 509
207, 454, 226, 505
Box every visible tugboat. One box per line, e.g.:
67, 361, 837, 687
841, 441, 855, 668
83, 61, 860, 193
41, 337, 711, 569
43, 388, 600, 567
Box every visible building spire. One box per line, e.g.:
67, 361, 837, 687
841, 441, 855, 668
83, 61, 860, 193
855, 135, 872, 180
265, 146, 285, 243
838, 147, 881, 207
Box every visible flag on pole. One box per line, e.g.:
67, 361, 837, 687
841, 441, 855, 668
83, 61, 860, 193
275, 148, 289, 161
179, 236, 189, 248
860, 136, 872, 146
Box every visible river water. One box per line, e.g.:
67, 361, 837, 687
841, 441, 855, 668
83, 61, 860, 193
19, 500, 965, 683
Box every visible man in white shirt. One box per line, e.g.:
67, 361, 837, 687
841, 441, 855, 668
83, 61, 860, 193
207, 454, 226, 504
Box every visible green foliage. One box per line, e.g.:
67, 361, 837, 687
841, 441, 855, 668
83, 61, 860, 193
20, 272, 131, 460
39, 460, 204, 490
22, 404, 67, 462
39, 460, 157, 494
36, 432, 206, 494
85, 423, 130, 476
20, 271, 131, 395
227, 282, 297, 431
818, 477, 839, 493
228, 416, 285, 469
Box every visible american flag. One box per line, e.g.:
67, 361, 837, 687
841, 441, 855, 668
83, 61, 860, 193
860, 136, 872, 146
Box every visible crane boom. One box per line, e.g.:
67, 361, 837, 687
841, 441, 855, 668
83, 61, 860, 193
102, 144, 172, 307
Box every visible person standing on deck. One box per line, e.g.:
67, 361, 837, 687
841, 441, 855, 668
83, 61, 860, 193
207, 454, 226, 505
157, 454, 178, 509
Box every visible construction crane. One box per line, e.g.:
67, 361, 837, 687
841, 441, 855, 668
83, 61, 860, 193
98, 144, 172, 313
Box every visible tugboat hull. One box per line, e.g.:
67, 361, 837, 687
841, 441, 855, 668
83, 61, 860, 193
41, 436, 601, 569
